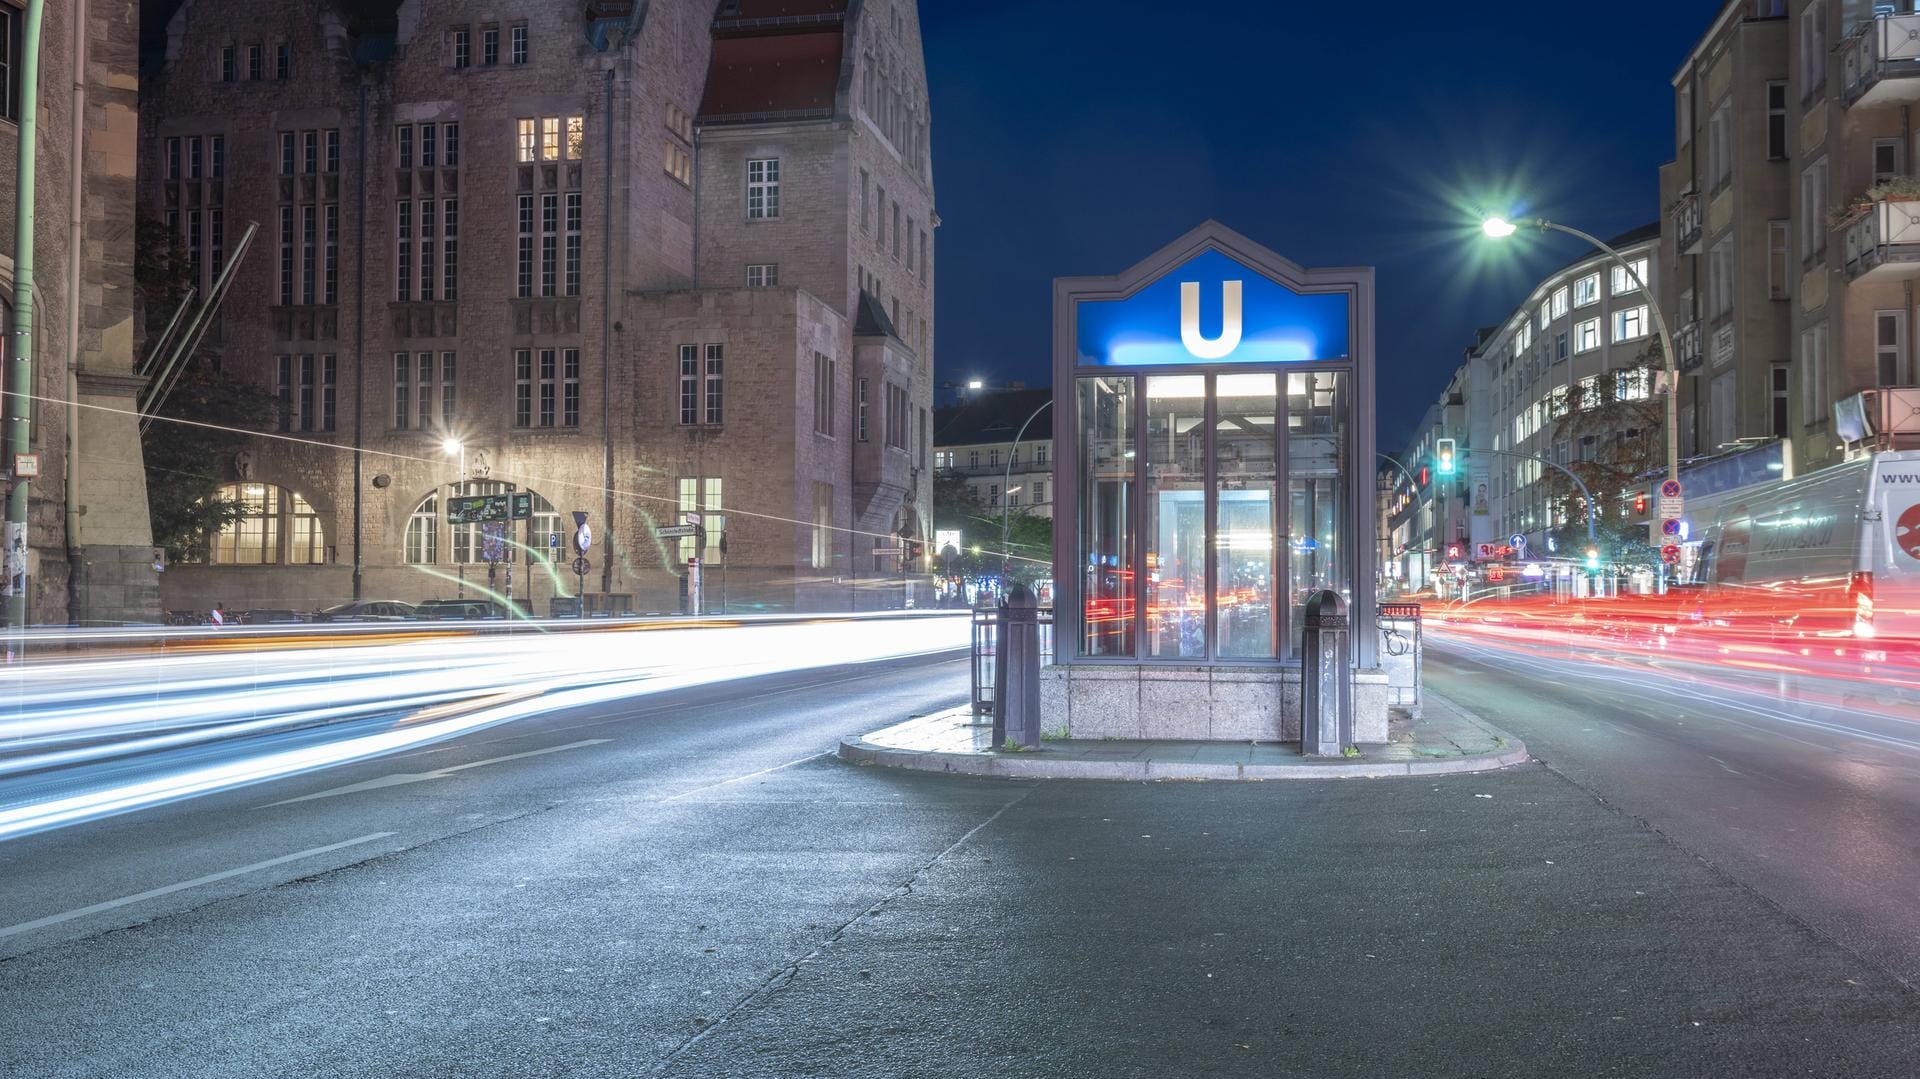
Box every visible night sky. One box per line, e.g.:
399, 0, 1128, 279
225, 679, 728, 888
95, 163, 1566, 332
921, 1, 1721, 448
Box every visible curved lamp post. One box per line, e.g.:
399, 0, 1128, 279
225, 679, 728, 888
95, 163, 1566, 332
1481, 216, 1679, 491
1000, 398, 1052, 582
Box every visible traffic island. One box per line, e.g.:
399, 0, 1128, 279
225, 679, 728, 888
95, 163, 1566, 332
839, 690, 1528, 781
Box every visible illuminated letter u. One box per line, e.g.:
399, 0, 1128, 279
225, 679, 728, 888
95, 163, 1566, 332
1180, 280, 1243, 360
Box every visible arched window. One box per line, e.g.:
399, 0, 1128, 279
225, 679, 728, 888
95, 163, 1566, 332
208, 482, 325, 565
405, 493, 438, 564
405, 486, 556, 566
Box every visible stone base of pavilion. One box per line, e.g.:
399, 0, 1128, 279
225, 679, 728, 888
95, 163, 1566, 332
1038, 664, 1390, 745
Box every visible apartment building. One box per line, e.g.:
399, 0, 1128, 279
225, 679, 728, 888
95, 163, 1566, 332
932, 387, 1054, 521
1663, 0, 1920, 479
1468, 226, 1662, 547
143, 0, 936, 613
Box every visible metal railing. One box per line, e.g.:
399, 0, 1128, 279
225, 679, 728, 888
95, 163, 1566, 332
1843, 199, 1920, 279
970, 601, 1053, 717
1671, 192, 1701, 255
1843, 13, 1920, 107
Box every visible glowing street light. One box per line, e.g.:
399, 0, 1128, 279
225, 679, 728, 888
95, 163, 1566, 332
1480, 216, 1518, 238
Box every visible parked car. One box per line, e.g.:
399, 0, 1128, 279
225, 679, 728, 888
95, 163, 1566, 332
236, 609, 308, 625
313, 600, 418, 623
413, 598, 510, 621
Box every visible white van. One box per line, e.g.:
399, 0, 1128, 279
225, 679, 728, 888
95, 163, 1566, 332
1693, 450, 1920, 642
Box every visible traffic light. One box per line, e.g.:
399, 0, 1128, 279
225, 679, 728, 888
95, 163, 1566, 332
1584, 547, 1600, 571
1633, 491, 1648, 515
1435, 438, 1457, 476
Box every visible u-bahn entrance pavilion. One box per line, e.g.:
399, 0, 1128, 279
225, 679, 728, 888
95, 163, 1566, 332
1041, 221, 1387, 744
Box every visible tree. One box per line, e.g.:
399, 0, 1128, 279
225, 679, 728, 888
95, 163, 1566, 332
930, 469, 1054, 585
135, 219, 280, 560
1542, 341, 1664, 568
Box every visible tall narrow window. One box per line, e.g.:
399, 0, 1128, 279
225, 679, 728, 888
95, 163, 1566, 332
209, 209, 225, 287
280, 131, 295, 176
188, 136, 203, 180
303, 130, 317, 174
1873, 137, 1905, 185
320, 204, 337, 304
1708, 103, 1732, 191
1771, 364, 1790, 438
482, 26, 499, 66
394, 353, 411, 430
747, 158, 781, 219
564, 192, 582, 297
396, 200, 413, 302
443, 123, 460, 167
516, 119, 536, 163
418, 197, 435, 301
860, 168, 870, 232
397, 125, 413, 170
279, 206, 294, 305
299, 354, 316, 433
187, 209, 203, 285
211, 135, 226, 178
539, 349, 557, 428
165, 138, 181, 181
1766, 82, 1787, 159
891, 204, 901, 260
220, 45, 235, 83
1801, 157, 1828, 258
276, 356, 292, 432
442, 199, 459, 301
703, 344, 723, 425
300, 205, 316, 305
564, 349, 581, 428
1801, 323, 1829, 421
441, 352, 457, 425
541, 117, 560, 161
418, 352, 433, 429
420, 122, 437, 168
813, 352, 835, 435
275, 42, 289, 80
566, 116, 585, 159
1876, 310, 1908, 386
1801, 3, 1826, 102
856, 379, 871, 442
510, 24, 528, 64
540, 193, 558, 297
516, 195, 533, 297
514, 349, 533, 428
322, 355, 337, 432
679, 344, 699, 426
247, 43, 262, 81
452, 27, 470, 69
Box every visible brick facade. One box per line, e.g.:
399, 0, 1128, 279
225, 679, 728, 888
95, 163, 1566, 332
144, 0, 936, 615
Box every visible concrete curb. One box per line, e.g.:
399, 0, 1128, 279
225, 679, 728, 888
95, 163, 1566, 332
837, 721, 1530, 783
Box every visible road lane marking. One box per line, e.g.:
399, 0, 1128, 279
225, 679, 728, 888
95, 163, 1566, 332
657, 752, 828, 803
259, 739, 611, 807
0, 832, 395, 939
1707, 755, 1744, 777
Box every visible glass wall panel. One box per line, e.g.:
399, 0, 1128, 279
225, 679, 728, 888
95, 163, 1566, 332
1145, 375, 1207, 658
1214, 373, 1277, 658
1077, 376, 1135, 657
1288, 371, 1348, 655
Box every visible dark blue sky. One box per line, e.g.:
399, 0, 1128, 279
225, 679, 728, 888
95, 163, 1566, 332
921, 0, 1720, 447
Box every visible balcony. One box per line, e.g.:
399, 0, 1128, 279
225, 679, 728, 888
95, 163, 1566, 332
1841, 199, 1920, 281
1835, 386, 1920, 450
1674, 320, 1703, 375
1671, 192, 1701, 257
1842, 14, 1920, 109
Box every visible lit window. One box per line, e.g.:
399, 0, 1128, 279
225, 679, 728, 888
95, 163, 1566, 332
1573, 273, 1600, 308
1610, 258, 1649, 295
1574, 318, 1601, 353
1550, 286, 1569, 318
747, 158, 781, 220
1612, 305, 1649, 342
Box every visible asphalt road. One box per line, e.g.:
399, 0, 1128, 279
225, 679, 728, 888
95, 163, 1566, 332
3, 642, 1920, 1076
1428, 625, 1920, 990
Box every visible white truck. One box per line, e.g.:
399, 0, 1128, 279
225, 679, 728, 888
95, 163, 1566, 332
1693, 451, 1920, 643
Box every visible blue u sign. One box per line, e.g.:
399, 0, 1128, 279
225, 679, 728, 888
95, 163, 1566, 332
1076, 249, 1350, 367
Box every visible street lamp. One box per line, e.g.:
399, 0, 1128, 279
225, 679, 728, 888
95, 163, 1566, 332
442, 438, 466, 599
1000, 398, 1052, 582
1480, 215, 1679, 490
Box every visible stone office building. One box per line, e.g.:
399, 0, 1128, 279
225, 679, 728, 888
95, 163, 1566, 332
144, 0, 935, 614
1, 0, 160, 626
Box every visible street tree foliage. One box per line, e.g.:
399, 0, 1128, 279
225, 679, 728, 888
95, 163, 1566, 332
135, 219, 281, 560
1542, 342, 1664, 565
932, 469, 1053, 586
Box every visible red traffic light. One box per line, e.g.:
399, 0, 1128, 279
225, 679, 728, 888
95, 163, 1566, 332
1633, 491, 1648, 515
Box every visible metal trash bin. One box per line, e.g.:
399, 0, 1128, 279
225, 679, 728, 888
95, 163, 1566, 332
1378, 601, 1422, 718
1301, 590, 1352, 757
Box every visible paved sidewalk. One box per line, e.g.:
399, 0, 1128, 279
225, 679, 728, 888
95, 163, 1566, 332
838, 689, 1528, 780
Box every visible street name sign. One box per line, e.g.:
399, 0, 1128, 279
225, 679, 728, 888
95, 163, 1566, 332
657, 525, 697, 539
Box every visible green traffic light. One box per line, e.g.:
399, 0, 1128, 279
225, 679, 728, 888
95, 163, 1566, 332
1435, 438, 1457, 476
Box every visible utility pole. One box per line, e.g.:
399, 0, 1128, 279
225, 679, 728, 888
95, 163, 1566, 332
5, 0, 46, 645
